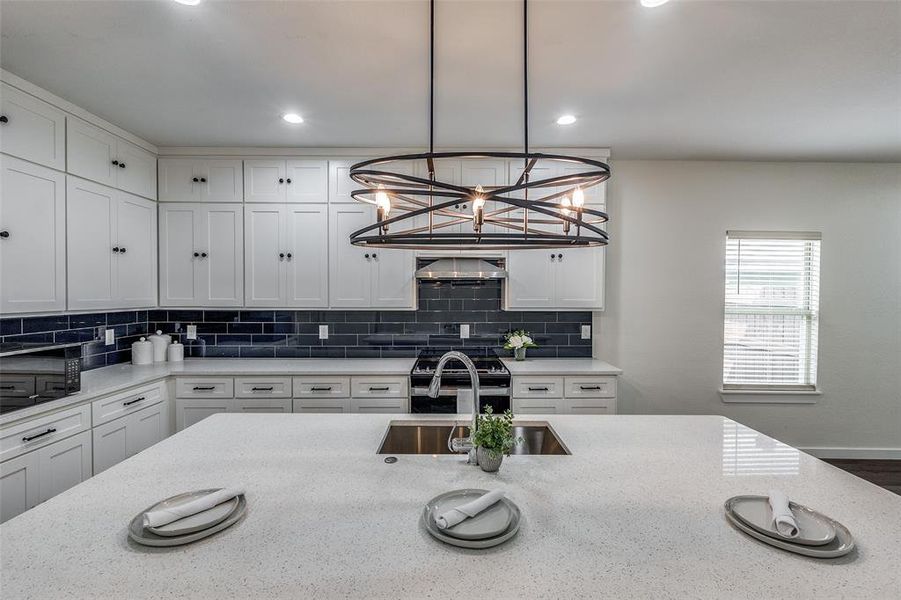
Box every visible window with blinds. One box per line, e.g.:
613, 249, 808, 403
723, 231, 821, 390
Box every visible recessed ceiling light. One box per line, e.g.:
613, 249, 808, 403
282, 113, 304, 124
173, 0, 202, 6
640, 0, 671, 7
556, 115, 577, 126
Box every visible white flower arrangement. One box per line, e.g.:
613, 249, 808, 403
503, 329, 538, 350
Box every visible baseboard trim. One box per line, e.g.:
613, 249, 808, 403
799, 447, 901, 460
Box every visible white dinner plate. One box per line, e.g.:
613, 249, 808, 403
724, 503, 855, 559
128, 493, 246, 547
146, 489, 240, 537
726, 495, 836, 546
426, 489, 513, 540
422, 489, 521, 549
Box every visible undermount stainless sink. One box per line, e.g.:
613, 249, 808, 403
377, 421, 570, 455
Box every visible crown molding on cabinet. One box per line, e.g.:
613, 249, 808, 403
0, 69, 158, 155
158, 147, 612, 159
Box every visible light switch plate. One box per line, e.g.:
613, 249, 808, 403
104, 328, 115, 346
460, 324, 470, 339
581, 325, 591, 340
319, 325, 329, 340
186, 324, 197, 340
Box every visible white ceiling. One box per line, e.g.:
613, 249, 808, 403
1, 0, 899, 161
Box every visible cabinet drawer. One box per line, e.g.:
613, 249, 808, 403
232, 398, 292, 413
564, 397, 616, 415
175, 399, 231, 431
351, 376, 408, 398
293, 398, 351, 413
350, 397, 408, 414
0, 376, 36, 398
513, 397, 562, 415
293, 376, 351, 398
234, 377, 292, 399
175, 377, 234, 399
564, 376, 617, 399
512, 376, 564, 398
92, 381, 164, 426
1, 404, 91, 462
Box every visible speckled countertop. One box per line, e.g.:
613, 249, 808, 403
502, 357, 622, 375
1, 414, 898, 599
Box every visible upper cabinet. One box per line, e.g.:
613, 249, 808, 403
67, 118, 156, 200
0, 83, 66, 171
159, 158, 243, 203
67, 177, 157, 310
244, 159, 328, 203
328, 158, 367, 203
0, 156, 67, 313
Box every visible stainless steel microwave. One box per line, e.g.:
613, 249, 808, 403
0, 343, 82, 416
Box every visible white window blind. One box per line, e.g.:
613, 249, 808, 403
723, 231, 821, 390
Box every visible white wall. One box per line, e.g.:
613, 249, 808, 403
596, 160, 901, 455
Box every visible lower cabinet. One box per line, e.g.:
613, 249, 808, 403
512, 375, 617, 415
0, 430, 93, 524
232, 398, 292, 414
350, 397, 409, 414
175, 399, 232, 431
93, 402, 169, 474
292, 398, 351, 413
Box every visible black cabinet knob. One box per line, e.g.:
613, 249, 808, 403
286, 178, 292, 184
364, 253, 370, 259
550, 253, 555, 261
462, 204, 468, 209
113, 246, 120, 253
193, 252, 200, 257
286, 252, 293, 259
0, 230, 9, 239
119, 162, 126, 169
278, 178, 285, 184
200, 177, 206, 182
279, 252, 285, 259
112, 160, 119, 166
201, 252, 207, 258
557, 253, 563, 260
372, 253, 377, 259
119, 247, 127, 253
455, 204, 460, 209
192, 177, 199, 183
0, 115, 8, 124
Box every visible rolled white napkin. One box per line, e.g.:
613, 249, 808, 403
768, 489, 799, 538
435, 490, 505, 530
143, 488, 244, 529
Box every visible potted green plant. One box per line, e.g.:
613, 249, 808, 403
504, 329, 538, 361
472, 406, 523, 473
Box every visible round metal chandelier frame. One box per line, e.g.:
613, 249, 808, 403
349, 0, 610, 251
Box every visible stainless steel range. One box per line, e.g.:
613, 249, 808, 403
409, 348, 510, 414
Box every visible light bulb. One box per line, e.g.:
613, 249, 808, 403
572, 187, 585, 208
375, 185, 391, 216
560, 195, 572, 217
472, 197, 486, 213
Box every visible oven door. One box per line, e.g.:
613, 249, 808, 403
410, 386, 510, 414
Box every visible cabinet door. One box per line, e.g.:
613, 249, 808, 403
244, 160, 286, 202
371, 248, 414, 308
328, 204, 372, 307
67, 177, 117, 309
115, 193, 157, 307
201, 204, 244, 306
158, 204, 200, 305
328, 158, 367, 203
350, 397, 407, 413
0, 450, 39, 523
37, 430, 92, 502
115, 140, 157, 199
285, 204, 329, 307
203, 159, 244, 203
92, 416, 128, 474
66, 118, 118, 187
175, 399, 231, 431
158, 158, 202, 202
244, 204, 284, 306
286, 159, 328, 203
0, 157, 66, 313
127, 401, 168, 456
506, 250, 556, 308
413, 160, 464, 244
554, 248, 604, 309
232, 399, 292, 413
0, 83, 66, 170
292, 398, 350, 413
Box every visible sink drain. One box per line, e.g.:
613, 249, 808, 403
384, 456, 398, 464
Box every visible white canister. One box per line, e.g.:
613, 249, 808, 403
167, 341, 184, 363
148, 330, 171, 362
131, 337, 153, 365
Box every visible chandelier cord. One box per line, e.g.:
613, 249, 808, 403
429, 0, 434, 156
523, 0, 528, 159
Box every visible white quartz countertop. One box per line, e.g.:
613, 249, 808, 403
2, 414, 898, 599
501, 357, 622, 375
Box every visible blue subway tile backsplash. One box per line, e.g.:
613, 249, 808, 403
0, 281, 592, 371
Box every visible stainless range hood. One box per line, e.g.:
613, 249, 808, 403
415, 258, 507, 280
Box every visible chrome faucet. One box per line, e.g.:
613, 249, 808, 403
427, 350, 480, 465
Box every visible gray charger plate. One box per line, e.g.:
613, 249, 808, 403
726, 495, 836, 546
724, 507, 854, 559
129, 493, 246, 547
426, 489, 514, 540
422, 490, 521, 549
147, 489, 240, 537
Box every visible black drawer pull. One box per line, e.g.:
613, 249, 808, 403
369, 386, 390, 391
580, 386, 602, 390
251, 387, 274, 391
23, 428, 56, 442
0, 385, 15, 390
193, 386, 216, 391
0, 115, 8, 124
528, 386, 549, 391
311, 387, 333, 391
122, 396, 145, 406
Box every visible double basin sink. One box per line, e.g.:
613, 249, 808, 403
378, 421, 570, 455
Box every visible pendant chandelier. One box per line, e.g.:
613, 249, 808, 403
349, 0, 610, 250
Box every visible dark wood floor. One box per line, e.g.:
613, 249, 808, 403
824, 459, 901, 496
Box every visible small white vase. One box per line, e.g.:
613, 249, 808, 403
514, 347, 526, 361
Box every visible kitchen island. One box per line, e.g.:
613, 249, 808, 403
1, 413, 899, 599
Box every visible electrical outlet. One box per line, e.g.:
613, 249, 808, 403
186, 324, 197, 340
319, 325, 329, 340
460, 324, 470, 339
581, 325, 591, 340
104, 328, 115, 346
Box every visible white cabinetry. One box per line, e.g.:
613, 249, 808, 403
329, 204, 414, 308
159, 203, 243, 306
506, 248, 604, 310
67, 177, 157, 310
92, 402, 168, 473
67, 118, 156, 199
512, 375, 617, 415
244, 204, 328, 307
158, 158, 243, 203
245, 159, 327, 203
174, 376, 296, 430
0, 450, 38, 523
0, 83, 66, 170
0, 156, 67, 313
